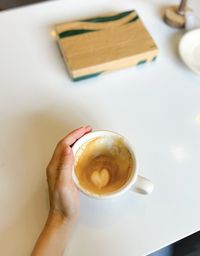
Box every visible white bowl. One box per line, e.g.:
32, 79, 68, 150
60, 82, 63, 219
179, 29, 200, 75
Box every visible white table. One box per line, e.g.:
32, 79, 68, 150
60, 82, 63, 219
0, 0, 200, 255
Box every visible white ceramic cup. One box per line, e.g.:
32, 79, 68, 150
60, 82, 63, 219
72, 131, 154, 199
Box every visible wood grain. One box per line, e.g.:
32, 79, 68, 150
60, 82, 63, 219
55, 10, 159, 81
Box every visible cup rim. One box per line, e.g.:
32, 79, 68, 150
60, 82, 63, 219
72, 130, 138, 199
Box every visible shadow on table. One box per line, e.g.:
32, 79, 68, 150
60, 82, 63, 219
0, 0, 49, 10
149, 231, 200, 256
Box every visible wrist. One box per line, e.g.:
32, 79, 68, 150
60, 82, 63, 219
47, 211, 74, 229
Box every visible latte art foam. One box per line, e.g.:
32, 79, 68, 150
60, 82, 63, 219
74, 136, 134, 195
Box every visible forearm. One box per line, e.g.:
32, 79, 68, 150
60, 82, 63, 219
32, 212, 74, 256
32, 127, 90, 255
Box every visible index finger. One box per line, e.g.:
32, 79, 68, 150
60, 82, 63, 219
47, 126, 92, 170
62, 125, 92, 146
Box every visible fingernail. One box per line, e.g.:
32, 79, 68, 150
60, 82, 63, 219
85, 125, 92, 130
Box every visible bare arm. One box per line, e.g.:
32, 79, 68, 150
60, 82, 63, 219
32, 126, 92, 256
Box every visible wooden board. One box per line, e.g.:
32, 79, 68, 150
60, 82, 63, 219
55, 10, 158, 81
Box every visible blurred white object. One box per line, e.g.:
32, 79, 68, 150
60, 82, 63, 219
185, 11, 200, 30
179, 29, 200, 75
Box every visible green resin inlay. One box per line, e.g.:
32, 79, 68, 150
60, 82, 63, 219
59, 29, 96, 38
82, 10, 134, 23
127, 15, 139, 24
137, 60, 147, 65
73, 72, 103, 82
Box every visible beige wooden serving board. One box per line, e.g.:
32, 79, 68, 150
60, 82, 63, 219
55, 10, 158, 81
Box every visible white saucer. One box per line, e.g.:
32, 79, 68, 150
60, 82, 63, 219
179, 29, 200, 75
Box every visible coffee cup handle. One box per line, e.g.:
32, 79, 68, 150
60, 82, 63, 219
131, 176, 154, 195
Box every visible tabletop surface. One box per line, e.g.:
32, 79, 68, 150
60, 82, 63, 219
0, 0, 200, 255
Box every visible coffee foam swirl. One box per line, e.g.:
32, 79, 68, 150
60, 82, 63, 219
75, 136, 134, 195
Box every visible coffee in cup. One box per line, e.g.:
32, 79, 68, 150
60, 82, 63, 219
72, 131, 154, 199
74, 135, 135, 195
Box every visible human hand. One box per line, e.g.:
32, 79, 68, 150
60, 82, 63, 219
46, 126, 92, 222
